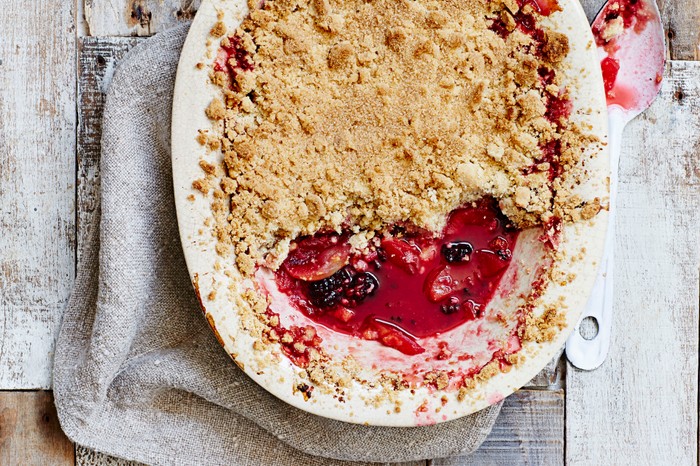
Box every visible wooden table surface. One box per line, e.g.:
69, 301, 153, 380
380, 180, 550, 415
0, 0, 698, 464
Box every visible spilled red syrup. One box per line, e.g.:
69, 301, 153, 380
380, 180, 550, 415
533, 139, 563, 181
541, 216, 562, 250
545, 92, 572, 126
274, 199, 519, 355
520, 70, 569, 180
489, 9, 540, 40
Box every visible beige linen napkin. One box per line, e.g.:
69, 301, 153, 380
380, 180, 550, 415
53, 24, 502, 466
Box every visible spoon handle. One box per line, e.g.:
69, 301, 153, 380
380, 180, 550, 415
565, 110, 624, 370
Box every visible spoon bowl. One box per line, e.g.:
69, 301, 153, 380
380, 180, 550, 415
565, 0, 665, 370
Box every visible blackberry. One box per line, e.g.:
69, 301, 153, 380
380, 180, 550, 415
310, 289, 343, 308
307, 267, 354, 309
307, 266, 356, 309
308, 275, 339, 295
336, 267, 354, 284
345, 272, 379, 304
307, 268, 379, 309
441, 241, 473, 263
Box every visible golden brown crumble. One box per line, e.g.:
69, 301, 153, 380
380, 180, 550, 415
204, 0, 599, 275
523, 306, 568, 343
424, 371, 450, 390
195, 0, 606, 403
210, 21, 227, 38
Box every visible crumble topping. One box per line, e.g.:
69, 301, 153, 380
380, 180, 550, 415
202, 0, 600, 275
191, 0, 606, 407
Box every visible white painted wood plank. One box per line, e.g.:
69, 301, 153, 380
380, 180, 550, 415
434, 390, 564, 466
84, 0, 201, 36
566, 61, 700, 465
0, 1, 77, 389
658, 0, 700, 60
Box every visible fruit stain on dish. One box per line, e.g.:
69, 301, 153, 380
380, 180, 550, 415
488, 0, 560, 38
272, 199, 519, 356
592, 0, 657, 107
486, 0, 572, 186
214, 35, 254, 89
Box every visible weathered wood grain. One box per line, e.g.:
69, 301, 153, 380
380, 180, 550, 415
84, 0, 200, 36
434, 390, 565, 466
0, 0, 77, 389
0, 391, 74, 465
658, 0, 700, 60
566, 60, 700, 465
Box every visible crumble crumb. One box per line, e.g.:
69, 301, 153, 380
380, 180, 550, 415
600, 16, 624, 42
210, 21, 227, 38
205, 98, 226, 120
523, 307, 568, 342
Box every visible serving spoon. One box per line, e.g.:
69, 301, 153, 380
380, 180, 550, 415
565, 0, 665, 370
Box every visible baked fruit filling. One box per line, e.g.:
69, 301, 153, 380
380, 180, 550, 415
275, 199, 518, 355
198, 0, 603, 380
